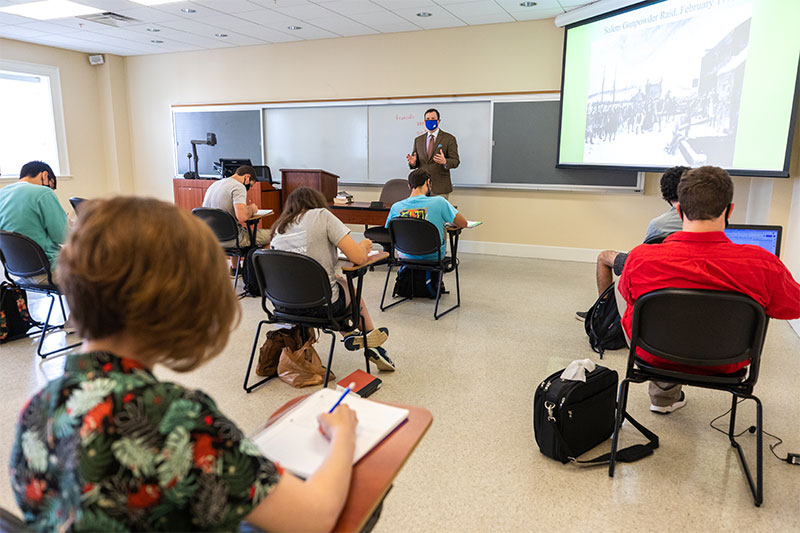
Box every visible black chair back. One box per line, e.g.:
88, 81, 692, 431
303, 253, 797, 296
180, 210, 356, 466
379, 179, 411, 204
68, 197, 85, 211
630, 288, 766, 377
0, 231, 53, 285
192, 207, 240, 246
252, 249, 333, 311
388, 218, 442, 260
643, 233, 670, 245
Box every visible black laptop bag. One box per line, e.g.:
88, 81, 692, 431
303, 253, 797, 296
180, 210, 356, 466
533, 365, 658, 464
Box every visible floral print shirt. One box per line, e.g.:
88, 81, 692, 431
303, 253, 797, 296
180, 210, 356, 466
10, 351, 282, 532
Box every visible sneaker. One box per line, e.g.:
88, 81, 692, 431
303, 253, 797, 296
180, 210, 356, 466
575, 311, 588, 321
367, 346, 395, 372
650, 392, 686, 414
343, 327, 389, 351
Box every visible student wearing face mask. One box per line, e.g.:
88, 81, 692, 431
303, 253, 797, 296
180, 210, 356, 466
202, 165, 270, 247
405, 108, 460, 198
386, 169, 467, 262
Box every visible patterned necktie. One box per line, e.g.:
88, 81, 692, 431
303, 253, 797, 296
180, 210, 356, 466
427, 134, 434, 158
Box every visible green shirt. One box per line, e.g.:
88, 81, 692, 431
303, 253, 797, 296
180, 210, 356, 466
0, 181, 68, 269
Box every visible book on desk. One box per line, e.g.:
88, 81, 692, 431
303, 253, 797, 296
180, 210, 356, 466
252, 388, 408, 479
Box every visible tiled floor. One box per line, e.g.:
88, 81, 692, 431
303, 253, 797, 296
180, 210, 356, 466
1, 254, 799, 531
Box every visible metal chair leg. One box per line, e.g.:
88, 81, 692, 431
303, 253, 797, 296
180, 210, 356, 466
609, 378, 631, 477
323, 330, 337, 388
233, 255, 242, 291
434, 267, 461, 320
58, 294, 68, 322
380, 263, 411, 311
728, 393, 763, 506
243, 320, 277, 393
36, 293, 81, 359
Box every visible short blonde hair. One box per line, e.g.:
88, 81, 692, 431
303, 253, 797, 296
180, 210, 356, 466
57, 197, 240, 371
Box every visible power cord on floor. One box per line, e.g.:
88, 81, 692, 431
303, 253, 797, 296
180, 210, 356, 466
709, 398, 800, 465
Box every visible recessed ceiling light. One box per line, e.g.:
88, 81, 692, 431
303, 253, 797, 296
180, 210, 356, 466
0, 0, 102, 21
180, 8, 196, 14
150, 39, 164, 43
146, 28, 160, 32
214, 33, 227, 38
287, 25, 301, 30
416, 12, 432, 17
519, 1, 538, 6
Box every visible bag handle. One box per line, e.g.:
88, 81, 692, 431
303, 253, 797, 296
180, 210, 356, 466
548, 409, 659, 466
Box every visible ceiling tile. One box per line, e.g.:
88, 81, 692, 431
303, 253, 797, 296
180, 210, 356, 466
194, 14, 299, 41
391, 5, 467, 29
15, 20, 74, 32
247, 0, 312, 7
496, 0, 562, 12
46, 17, 115, 31
240, 8, 304, 30
371, 0, 436, 9
304, 12, 377, 36
113, 6, 181, 23
209, 31, 268, 46
0, 25, 48, 38
458, 12, 514, 24
0, 11, 33, 25
349, 9, 417, 28
270, 3, 335, 19
151, 1, 224, 19
191, 0, 263, 13
317, 0, 384, 16
441, 0, 508, 16
77, 0, 142, 11
509, 7, 563, 20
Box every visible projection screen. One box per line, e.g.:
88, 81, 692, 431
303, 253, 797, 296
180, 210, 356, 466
557, 0, 800, 177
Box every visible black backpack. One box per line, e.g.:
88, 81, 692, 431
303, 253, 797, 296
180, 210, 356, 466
0, 282, 36, 343
240, 249, 261, 297
392, 267, 440, 299
584, 282, 627, 357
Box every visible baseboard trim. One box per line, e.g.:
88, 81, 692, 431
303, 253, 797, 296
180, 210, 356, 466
457, 239, 601, 263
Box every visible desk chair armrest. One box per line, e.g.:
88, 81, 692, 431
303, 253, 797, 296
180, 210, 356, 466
340, 251, 390, 273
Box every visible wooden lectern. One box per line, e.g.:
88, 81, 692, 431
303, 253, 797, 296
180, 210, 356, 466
280, 169, 339, 204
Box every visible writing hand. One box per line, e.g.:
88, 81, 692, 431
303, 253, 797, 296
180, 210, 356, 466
433, 149, 446, 165
406, 152, 417, 166
317, 405, 358, 440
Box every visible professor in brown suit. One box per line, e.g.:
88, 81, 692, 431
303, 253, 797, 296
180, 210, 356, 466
406, 108, 460, 197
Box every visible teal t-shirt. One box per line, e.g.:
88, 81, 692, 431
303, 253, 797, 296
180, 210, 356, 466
0, 182, 68, 269
386, 195, 458, 261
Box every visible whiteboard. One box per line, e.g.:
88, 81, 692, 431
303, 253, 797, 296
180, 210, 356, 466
368, 101, 492, 185
265, 106, 368, 181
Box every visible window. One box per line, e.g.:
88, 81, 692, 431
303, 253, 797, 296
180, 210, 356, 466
0, 60, 69, 178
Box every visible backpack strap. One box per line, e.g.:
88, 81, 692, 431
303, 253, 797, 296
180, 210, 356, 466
548, 410, 659, 466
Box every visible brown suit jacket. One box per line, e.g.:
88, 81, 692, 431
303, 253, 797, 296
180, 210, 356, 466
409, 130, 460, 195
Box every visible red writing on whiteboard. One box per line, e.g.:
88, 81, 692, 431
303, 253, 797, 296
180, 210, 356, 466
395, 113, 414, 121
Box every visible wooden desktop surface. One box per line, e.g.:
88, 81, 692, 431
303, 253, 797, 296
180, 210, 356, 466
329, 201, 390, 226
265, 395, 432, 532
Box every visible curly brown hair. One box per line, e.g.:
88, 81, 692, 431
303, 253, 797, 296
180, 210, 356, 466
57, 197, 240, 371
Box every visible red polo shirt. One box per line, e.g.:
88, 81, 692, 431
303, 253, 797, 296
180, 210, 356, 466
619, 231, 800, 374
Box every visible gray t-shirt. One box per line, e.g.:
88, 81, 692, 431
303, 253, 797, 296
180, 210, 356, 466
644, 206, 682, 242
202, 177, 246, 220
270, 208, 350, 300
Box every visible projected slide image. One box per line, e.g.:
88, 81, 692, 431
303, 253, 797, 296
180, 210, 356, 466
582, 3, 753, 168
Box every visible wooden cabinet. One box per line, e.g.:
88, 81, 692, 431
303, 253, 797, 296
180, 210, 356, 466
172, 178, 282, 229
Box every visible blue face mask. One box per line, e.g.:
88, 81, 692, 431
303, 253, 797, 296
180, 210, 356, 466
425, 119, 438, 131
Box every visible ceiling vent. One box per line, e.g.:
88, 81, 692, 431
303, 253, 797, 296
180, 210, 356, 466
78, 12, 140, 27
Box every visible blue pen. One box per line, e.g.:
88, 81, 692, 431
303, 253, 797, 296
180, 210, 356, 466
328, 382, 355, 413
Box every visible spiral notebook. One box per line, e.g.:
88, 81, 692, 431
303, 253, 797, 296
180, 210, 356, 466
252, 388, 409, 478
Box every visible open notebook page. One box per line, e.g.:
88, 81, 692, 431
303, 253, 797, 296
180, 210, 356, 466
252, 388, 409, 478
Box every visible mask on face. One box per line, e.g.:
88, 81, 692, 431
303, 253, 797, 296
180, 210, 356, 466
425, 181, 432, 196
244, 179, 253, 191
425, 119, 438, 131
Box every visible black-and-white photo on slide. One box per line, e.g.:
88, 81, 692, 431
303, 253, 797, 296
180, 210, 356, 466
583, 2, 753, 167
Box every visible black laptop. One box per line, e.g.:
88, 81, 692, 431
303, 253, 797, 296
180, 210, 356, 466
724, 224, 782, 257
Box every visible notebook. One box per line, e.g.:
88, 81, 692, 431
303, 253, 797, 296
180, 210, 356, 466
256, 209, 273, 216
724, 224, 782, 257
252, 388, 409, 478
